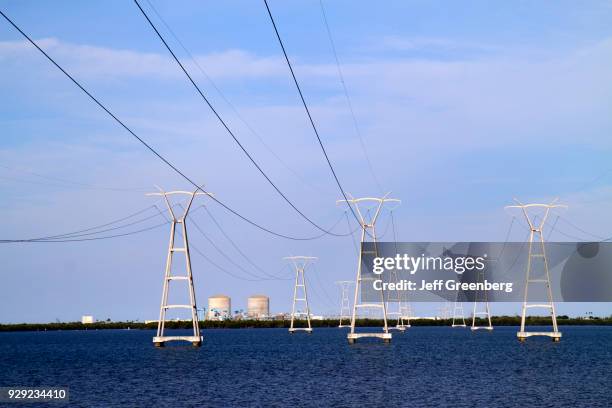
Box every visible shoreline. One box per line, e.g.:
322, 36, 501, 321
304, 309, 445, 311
1, 316, 610, 332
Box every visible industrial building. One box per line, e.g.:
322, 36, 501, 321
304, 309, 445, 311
247, 295, 270, 318
208, 295, 231, 320
81, 315, 95, 324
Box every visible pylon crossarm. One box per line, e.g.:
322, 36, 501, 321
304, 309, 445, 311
337, 194, 401, 227
146, 190, 213, 196
505, 200, 567, 231
147, 189, 214, 221
284, 256, 318, 271
336, 195, 400, 205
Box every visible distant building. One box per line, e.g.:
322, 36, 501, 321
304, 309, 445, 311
247, 295, 270, 319
208, 295, 231, 320
81, 315, 95, 324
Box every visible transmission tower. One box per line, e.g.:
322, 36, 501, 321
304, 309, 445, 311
338, 194, 400, 344
336, 280, 353, 328
397, 301, 412, 329
386, 266, 410, 331
438, 302, 452, 320
471, 265, 493, 331
285, 256, 317, 334
387, 209, 410, 330
389, 302, 411, 331
451, 301, 467, 327
506, 199, 566, 342
148, 188, 211, 347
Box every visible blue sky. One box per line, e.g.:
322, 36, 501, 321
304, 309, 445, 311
0, 0, 611, 322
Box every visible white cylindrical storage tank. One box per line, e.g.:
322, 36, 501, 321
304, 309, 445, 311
248, 295, 269, 318
208, 295, 231, 320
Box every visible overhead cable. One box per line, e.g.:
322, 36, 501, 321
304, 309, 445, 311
262, 0, 364, 228
134, 0, 349, 238
0, 8, 353, 241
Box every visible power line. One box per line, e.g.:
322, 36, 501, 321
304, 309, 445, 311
134, 0, 347, 238
182, 206, 280, 281
142, 0, 330, 197
572, 169, 612, 194
0, 163, 147, 192
344, 210, 359, 257
201, 205, 303, 279
0, 204, 159, 242
556, 216, 606, 240
318, 0, 383, 194
375, 214, 393, 239
549, 227, 590, 242
390, 210, 399, 244
548, 220, 612, 242
33, 208, 172, 241
310, 262, 336, 308
1, 221, 169, 243
496, 216, 516, 261
1, 202, 192, 243
262, 0, 363, 228
184, 205, 293, 281
304, 271, 335, 312
0, 8, 347, 242
180, 229, 291, 282
546, 215, 559, 241
0, 11, 199, 190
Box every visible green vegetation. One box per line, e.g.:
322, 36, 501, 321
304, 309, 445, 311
0, 315, 610, 332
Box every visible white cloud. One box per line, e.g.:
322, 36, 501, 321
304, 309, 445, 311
376, 35, 499, 54
0, 37, 289, 81
191, 50, 285, 79
0, 37, 178, 78
3, 34, 611, 163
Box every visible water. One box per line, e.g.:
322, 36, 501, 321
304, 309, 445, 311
0, 326, 610, 407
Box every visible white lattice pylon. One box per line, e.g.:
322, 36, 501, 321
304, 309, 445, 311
285, 256, 317, 334
147, 188, 212, 347
506, 199, 566, 342
338, 193, 400, 344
